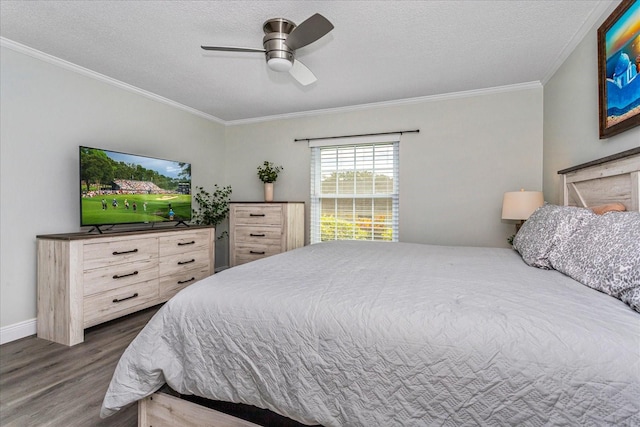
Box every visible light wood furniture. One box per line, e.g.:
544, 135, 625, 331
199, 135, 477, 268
229, 202, 304, 267
36, 226, 215, 346
139, 392, 261, 427
558, 147, 640, 211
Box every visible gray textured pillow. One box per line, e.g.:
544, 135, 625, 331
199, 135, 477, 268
549, 211, 640, 312
512, 204, 596, 269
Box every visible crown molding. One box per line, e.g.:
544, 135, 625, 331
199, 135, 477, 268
0, 37, 225, 125
2, 36, 542, 127
224, 81, 543, 126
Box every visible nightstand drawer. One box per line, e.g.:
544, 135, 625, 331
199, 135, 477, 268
231, 205, 283, 226
83, 279, 158, 328
83, 236, 158, 270
83, 259, 158, 297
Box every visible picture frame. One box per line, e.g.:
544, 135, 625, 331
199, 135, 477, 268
597, 0, 640, 139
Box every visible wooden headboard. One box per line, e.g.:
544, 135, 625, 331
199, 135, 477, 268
558, 147, 640, 212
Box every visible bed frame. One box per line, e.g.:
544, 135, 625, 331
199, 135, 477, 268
138, 392, 260, 427
136, 147, 640, 427
558, 147, 640, 211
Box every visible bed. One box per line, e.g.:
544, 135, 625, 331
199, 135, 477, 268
101, 148, 640, 427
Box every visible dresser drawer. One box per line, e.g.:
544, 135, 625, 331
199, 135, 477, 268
233, 252, 272, 266
159, 253, 211, 277
234, 226, 282, 245
232, 243, 282, 265
159, 264, 212, 300
83, 259, 158, 297
83, 236, 158, 270
159, 230, 212, 258
83, 279, 158, 328
231, 205, 283, 226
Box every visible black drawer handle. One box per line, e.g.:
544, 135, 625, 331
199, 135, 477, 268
249, 213, 266, 217
250, 250, 266, 255
178, 259, 195, 265
250, 233, 266, 237
178, 277, 196, 284
112, 248, 138, 256
113, 293, 138, 303
178, 241, 196, 246
113, 271, 139, 279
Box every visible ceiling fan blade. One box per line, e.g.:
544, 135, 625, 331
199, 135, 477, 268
289, 59, 317, 86
285, 13, 334, 50
201, 46, 265, 53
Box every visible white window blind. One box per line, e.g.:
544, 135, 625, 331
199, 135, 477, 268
310, 139, 399, 243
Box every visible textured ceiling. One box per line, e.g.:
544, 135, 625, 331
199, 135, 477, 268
0, 1, 616, 123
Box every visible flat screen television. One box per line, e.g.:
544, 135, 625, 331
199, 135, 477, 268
80, 146, 191, 231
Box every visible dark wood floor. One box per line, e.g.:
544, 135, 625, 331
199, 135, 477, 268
0, 306, 160, 427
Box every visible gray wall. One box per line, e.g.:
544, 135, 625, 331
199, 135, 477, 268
1, 46, 546, 336
224, 85, 543, 248
3, 0, 637, 341
543, 26, 640, 204
0, 46, 226, 329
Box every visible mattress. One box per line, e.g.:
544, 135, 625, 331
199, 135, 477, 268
101, 241, 640, 426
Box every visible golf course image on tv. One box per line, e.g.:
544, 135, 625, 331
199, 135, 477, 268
80, 146, 191, 227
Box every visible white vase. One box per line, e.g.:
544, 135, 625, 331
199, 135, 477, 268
264, 182, 274, 202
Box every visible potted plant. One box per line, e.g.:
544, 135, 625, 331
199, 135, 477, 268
191, 184, 232, 238
256, 161, 283, 202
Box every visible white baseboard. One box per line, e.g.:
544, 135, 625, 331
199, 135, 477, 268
0, 268, 231, 345
0, 318, 37, 345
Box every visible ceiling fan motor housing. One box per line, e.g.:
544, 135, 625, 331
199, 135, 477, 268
263, 18, 295, 71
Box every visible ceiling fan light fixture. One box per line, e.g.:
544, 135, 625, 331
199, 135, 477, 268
200, 13, 333, 84
267, 57, 293, 72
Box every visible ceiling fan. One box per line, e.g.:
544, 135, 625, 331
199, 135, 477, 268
201, 13, 334, 86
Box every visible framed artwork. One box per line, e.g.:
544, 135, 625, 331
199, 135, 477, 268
597, 0, 640, 139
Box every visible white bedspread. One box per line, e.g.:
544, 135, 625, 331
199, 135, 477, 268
101, 241, 640, 425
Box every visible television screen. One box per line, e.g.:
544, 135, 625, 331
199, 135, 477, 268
80, 146, 191, 227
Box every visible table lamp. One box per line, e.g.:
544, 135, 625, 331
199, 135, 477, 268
502, 189, 544, 232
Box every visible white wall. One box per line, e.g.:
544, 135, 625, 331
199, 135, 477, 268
544, 26, 640, 204
0, 46, 226, 331
225, 85, 543, 248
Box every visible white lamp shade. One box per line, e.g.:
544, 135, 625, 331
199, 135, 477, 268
502, 190, 544, 220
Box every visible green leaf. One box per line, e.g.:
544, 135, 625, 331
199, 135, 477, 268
256, 161, 283, 183
191, 184, 232, 239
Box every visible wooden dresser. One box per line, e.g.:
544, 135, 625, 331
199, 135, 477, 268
36, 226, 214, 346
229, 202, 304, 267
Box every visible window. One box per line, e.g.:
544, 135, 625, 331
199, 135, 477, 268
310, 136, 399, 243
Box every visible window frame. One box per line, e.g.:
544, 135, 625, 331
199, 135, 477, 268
310, 138, 399, 244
